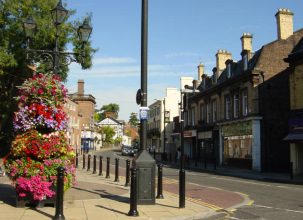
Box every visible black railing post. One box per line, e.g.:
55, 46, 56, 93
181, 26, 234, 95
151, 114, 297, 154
290, 162, 294, 180
99, 156, 103, 176
204, 147, 207, 169
82, 154, 86, 169
87, 154, 91, 171
156, 164, 164, 199
93, 155, 97, 174
114, 158, 120, 182
106, 157, 110, 178
125, 159, 130, 187
54, 166, 65, 220
128, 168, 139, 216
75, 153, 78, 168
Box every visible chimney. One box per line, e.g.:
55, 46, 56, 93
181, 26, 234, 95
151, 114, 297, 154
275, 8, 294, 40
212, 67, 217, 85
197, 63, 205, 81
78, 79, 84, 96
241, 32, 253, 52
216, 49, 232, 78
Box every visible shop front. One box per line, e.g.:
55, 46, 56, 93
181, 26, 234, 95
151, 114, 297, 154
220, 119, 261, 171
184, 130, 196, 161
284, 116, 303, 176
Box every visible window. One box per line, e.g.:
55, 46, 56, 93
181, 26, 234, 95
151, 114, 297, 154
206, 102, 211, 123
212, 99, 217, 122
233, 93, 239, 118
191, 107, 195, 126
227, 64, 231, 78
242, 89, 248, 116
225, 95, 231, 119
199, 103, 205, 122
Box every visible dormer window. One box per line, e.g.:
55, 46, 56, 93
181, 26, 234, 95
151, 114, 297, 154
227, 63, 231, 78
243, 53, 248, 71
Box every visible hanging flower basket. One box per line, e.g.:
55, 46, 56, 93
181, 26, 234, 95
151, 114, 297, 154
4, 73, 75, 207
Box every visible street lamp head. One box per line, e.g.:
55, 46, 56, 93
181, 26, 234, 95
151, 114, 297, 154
51, 0, 68, 26
23, 16, 36, 38
78, 18, 92, 43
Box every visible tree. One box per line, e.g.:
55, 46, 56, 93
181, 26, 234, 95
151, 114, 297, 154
0, 0, 95, 154
99, 103, 120, 120
129, 112, 139, 127
101, 126, 115, 144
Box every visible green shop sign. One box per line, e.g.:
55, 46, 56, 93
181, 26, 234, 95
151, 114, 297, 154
222, 121, 252, 136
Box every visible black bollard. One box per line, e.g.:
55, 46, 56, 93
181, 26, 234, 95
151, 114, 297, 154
75, 153, 78, 168
99, 156, 103, 176
93, 155, 97, 174
125, 159, 130, 187
54, 166, 65, 220
290, 162, 294, 180
87, 155, 91, 171
156, 164, 164, 199
106, 157, 110, 178
214, 156, 217, 170
114, 158, 119, 182
128, 168, 139, 216
204, 147, 207, 169
82, 154, 86, 169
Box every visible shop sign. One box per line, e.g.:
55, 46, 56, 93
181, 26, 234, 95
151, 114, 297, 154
222, 121, 252, 137
184, 130, 196, 137
198, 131, 212, 139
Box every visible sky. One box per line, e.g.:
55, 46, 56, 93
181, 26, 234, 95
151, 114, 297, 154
65, 0, 303, 121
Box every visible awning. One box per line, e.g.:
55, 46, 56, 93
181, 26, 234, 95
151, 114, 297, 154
283, 133, 303, 142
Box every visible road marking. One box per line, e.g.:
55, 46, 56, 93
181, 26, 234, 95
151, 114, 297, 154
253, 204, 303, 214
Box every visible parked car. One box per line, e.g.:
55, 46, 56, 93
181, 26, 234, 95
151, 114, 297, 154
121, 145, 136, 156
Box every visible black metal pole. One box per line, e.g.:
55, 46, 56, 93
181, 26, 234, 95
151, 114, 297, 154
290, 162, 293, 180
82, 154, 86, 169
99, 156, 103, 176
125, 159, 130, 187
75, 153, 78, 168
106, 157, 110, 178
156, 164, 164, 199
93, 155, 97, 174
53, 26, 59, 75
114, 158, 119, 182
179, 92, 186, 208
139, 0, 148, 152
128, 168, 139, 216
87, 154, 91, 171
54, 166, 65, 220
204, 146, 207, 169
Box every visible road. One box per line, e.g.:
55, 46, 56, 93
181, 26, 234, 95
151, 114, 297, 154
94, 148, 303, 220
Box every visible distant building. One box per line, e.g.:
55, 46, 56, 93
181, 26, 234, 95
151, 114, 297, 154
97, 117, 124, 146
69, 80, 96, 152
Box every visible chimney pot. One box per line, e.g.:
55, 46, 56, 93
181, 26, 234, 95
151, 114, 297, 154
78, 79, 84, 96
275, 8, 294, 40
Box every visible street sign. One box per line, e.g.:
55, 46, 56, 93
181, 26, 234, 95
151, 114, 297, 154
139, 107, 149, 120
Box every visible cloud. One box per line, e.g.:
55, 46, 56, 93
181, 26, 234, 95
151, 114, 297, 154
93, 57, 137, 65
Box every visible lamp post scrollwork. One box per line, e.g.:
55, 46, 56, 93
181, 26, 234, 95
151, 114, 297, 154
23, 0, 92, 75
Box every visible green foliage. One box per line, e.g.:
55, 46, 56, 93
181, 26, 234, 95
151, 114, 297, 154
114, 136, 122, 145
101, 126, 115, 144
129, 112, 139, 127
0, 0, 95, 153
100, 103, 120, 120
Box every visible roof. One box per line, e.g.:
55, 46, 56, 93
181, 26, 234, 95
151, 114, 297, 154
98, 117, 123, 126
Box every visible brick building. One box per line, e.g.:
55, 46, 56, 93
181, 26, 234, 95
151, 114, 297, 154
185, 8, 303, 172
69, 80, 96, 152
284, 37, 303, 176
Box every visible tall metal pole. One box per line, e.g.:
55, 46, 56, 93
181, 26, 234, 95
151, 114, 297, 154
179, 92, 186, 208
140, 0, 148, 151
53, 26, 59, 75
163, 99, 166, 154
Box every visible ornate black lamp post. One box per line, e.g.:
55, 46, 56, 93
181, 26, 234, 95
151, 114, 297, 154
23, 0, 92, 75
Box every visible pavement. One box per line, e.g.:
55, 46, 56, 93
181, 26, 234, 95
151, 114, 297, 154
1, 148, 300, 220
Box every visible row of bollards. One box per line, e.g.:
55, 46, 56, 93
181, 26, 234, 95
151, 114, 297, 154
75, 154, 164, 217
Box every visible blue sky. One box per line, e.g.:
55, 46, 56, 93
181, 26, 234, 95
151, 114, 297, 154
65, 0, 303, 121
